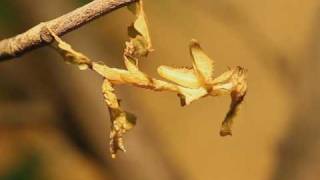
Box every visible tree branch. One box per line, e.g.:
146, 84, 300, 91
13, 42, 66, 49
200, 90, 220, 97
0, 0, 137, 61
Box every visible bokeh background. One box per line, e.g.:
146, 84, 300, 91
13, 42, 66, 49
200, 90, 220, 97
1, 0, 320, 179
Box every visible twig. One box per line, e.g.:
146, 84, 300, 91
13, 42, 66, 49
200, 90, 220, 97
0, 0, 137, 61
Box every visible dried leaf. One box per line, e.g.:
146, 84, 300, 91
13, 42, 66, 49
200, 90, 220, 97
126, 0, 152, 57
189, 39, 214, 85
49, 29, 91, 70
157, 65, 201, 88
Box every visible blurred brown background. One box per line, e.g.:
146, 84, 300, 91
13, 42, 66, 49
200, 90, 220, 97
0, 0, 320, 179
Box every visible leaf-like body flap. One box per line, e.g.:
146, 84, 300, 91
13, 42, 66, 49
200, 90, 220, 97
49, 29, 91, 70
189, 39, 214, 84
157, 65, 201, 88
126, 0, 152, 57
178, 86, 208, 106
102, 79, 136, 158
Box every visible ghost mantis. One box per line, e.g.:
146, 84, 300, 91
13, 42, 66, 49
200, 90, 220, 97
49, 0, 247, 158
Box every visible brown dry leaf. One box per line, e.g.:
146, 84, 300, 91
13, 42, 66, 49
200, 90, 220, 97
189, 39, 214, 85
102, 79, 136, 158
49, 29, 91, 70
126, 0, 152, 57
